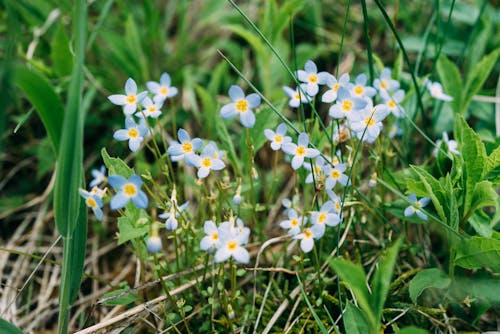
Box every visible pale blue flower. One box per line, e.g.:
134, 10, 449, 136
283, 85, 311, 108
404, 194, 430, 220
137, 97, 163, 119
293, 227, 322, 253
89, 165, 106, 187
167, 128, 202, 166
324, 163, 349, 190
303, 156, 328, 184
193, 144, 225, 179
79, 189, 103, 220
350, 104, 390, 143
146, 236, 162, 253
108, 78, 147, 115
220, 85, 261, 128
381, 89, 405, 118
310, 201, 341, 237
426, 80, 453, 101
374, 68, 400, 93
264, 123, 292, 151
296, 60, 329, 96
350, 73, 376, 98
159, 201, 189, 230
108, 174, 148, 210
200, 220, 221, 253
279, 208, 305, 236
433, 132, 459, 156
329, 87, 367, 121
146, 72, 178, 103
282, 132, 320, 170
322, 73, 351, 103
113, 117, 149, 152
214, 219, 250, 264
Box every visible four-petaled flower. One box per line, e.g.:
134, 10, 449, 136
113, 117, 149, 152
426, 80, 453, 102
108, 174, 148, 210
296, 60, 329, 96
381, 89, 405, 118
322, 73, 350, 103
283, 85, 311, 108
404, 194, 430, 220
159, 201, 189, 230
279, 208, 305, 236
193, 144, 226, 179
167, 128, 202, 166
310, 201, 341, 238
374, 68, 400, 93
89, 165, 106, 187
214, 220, 250, 264
220, 85, 261, 128
108, 78, 147, 115
200, 220, 221, 253
350, 104, 390, 143
282, 132, 320, 170
329, 87, 367, 120
324, 163, 349, 189
146, 72, 178, 103
264, 123, 292, 151
294, 227, 322, 253
79, 189, 104, 220
137, 97, 163, 119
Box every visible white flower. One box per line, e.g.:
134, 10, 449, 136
279, 209, 305, 236
264, 123, 292, 151
426, 80, 453, 101
193, 144, 226, 179
293, 226, 322, 253
310, 201, 341, 237
324, 163, 349, 190
108, 78, 147, 115
404, 194, 430, 220
282, 132, 320, 170
283, 85, 311, 108
200, 220, 221, 253
322, 73, 351, 103
433, 132, 459, 156
296, 60, 329, 96
147, 72, 178, 103
220, 85, 261, 128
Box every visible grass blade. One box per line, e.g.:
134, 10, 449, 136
296, 274, 328, 333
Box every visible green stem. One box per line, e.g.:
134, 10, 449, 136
57, 237, 72, 334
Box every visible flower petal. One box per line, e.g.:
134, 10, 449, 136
228, 85, 244, 100
110, 192, 130, 210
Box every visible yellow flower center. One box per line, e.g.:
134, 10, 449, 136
291, 219, 299, 227
331, 170, 340, 179
126, 94, 137, 104
296, 146, 306, 156
333, 84, 340, 92
335, 201, 341, 211
309, 74, 318, 83
304, 229, 313, 239
415, 201, 422, 208
211, 232, 219, 240
380, 80, 388, 89
86, 197, 97, 208
148, 106, 156, 113
160, 86, 168, 95
227, 240, 238, 251
235, 99, 249, 112
364, 117, 375, 127
387, 100, 396, 108
294, 93, 301, 100
353, 85, 364, 95
123, 183, 137, 196
332, 157, 339, 164
201, 158, 212, 168
181, 142, 193, 153
342, 100, 353, 111
275, 135, 283, 143
314, 166, 321, 174
128, 128, 139, 138
318, 213, 327, 224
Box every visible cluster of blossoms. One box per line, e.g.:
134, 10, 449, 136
200, 216, 250, 264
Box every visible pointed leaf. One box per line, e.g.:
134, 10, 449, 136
101, 148, 133, 178
410, 165, 446, 222
455, 237, 500, 272
409, 268, 451, 303
371, 238, 402, 322
397, 327, 429, 334
51, 23, 73, 77
0, 318, 23, 334
436, 55, 462, 114
484, 145, 500, 184
69, 199, 88, 304
343, 302, 370, 334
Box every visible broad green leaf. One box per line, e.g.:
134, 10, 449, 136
455, 237, 500, 272
468, 181, 496, 217
101, 148, 133, 178
0, 318, 23, 334
408, 268, 451, 303
484, 145, 500, 184
469, 212, 494, 238
462, 48, 500, 114
224, 24, 267, 60
454, 115, 487, 215
51, 24, 73, 77
329, 259, 376, 330
343, 301, 370, 334
371, 238, 402, 322
410, 166, 446, 222
101, 289, 139, 306
14, 64, 64, 154
194, 84, 216, 134
397, 327, 429, 334
436, 55, 462, 114
216, 119, 241, 174
117, 213, 149, 245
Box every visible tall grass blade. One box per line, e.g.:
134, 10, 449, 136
54, 0, 87, 332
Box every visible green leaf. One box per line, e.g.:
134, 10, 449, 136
51, 23, 73, 77
69, 199, 88, 304
455, 237, 500, 273
0, 318, 24, 334
484, 145, 500, 184
397, 327, 429, 334
371, 238, 402, 322
101, 289, 139, 306
462, 48, 500, 114
223, 24, 267, 60
408, 268, 451, 303
468, 181, 496, 216
410, 166, 446, 222
454, 115, 487, 215
343, 302, 370, 334
101, 148, 133, 178
14, 64, 64, 154
329, 259, 376, 330
436, 55, 462, 114
117, 213, 149, 245
216, 119, 241, 174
